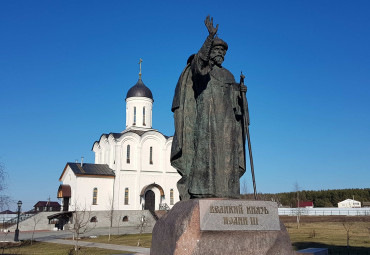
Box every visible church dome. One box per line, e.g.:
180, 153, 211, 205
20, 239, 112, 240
126, 79, 153, 100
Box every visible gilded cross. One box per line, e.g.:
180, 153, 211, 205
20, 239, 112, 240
139, 58, 143, 80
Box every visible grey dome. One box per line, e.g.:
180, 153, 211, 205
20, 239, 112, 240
126, 79, 153, 100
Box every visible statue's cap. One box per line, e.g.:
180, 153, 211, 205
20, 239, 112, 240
212, 36, 228, 50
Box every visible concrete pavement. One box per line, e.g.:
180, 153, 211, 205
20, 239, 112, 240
0, 226, 151, 254
42, 238, 150, 254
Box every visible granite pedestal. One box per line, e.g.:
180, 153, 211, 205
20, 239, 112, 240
151, 199, 296, 255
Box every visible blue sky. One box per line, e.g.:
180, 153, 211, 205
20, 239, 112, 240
1, 1, 369, 210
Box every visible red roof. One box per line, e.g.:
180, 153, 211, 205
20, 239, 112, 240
34, 201, 61, 207
298, 201, 314, 207
0, 210, 17, 214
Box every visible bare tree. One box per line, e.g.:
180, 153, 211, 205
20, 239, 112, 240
294, 182, 301, 229
30, 213, 42, 245
105, 196, 115, 241
68, 203, 96, 254
1, 229, 10, 254
342, 220, 354, 249
115, 211, 124, 235
0, 162, 11, 211
136, 214, 149, 247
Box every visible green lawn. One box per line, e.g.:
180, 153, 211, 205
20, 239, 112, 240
0, 240, 132, 255
81, 233, 152, 248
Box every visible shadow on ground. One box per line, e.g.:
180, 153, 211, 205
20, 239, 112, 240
294, 242, 370, 255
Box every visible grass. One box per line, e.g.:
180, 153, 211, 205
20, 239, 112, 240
81, 233, 152, 248
0, 240, 132, 255
283, 217, 370, 254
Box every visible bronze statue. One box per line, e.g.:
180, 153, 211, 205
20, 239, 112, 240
171, 16, 251, 200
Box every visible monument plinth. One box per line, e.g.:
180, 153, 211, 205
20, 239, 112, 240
150, 199, 296, 255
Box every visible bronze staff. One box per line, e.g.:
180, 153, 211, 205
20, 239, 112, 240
240, 73, 257, 199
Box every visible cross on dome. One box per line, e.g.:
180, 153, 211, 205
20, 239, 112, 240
139, 58, 143, 80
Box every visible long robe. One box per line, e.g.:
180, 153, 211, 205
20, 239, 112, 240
171, 42, 246, 200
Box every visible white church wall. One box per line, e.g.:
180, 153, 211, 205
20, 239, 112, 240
163, 174, 180, 206
116, 173, 138, 210
119, 136, 140, 171
126, 97, 153, 129
140, 134, 165, 172
165, 139, 177, 173
71, 176, 114, 211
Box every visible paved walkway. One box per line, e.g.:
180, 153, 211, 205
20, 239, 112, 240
0, 227, 151, 254
42, 238, 149, 254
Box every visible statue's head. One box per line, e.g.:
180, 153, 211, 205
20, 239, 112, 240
210, 37, 228, 66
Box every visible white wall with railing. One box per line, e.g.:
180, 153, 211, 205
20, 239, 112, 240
278, 207, 370, 216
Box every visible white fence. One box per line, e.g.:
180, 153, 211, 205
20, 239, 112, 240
278, 207, 370, 216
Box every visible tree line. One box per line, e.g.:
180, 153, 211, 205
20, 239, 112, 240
241, 188, 370, 208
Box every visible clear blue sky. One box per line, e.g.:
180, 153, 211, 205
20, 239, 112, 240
1, 1, 369, 211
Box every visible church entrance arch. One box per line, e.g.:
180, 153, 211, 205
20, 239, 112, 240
144, 190, 155, 212
140, 183, 164, 212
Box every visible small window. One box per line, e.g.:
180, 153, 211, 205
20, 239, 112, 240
133, 107, 136, 125
149, 146, 153, 165
126, 145, 130, 164
92, 188, 98, 205
170, 189, 174, 205
122, 216, 129, 222
143, 107, 146, 126
90, 216, 98, 222
124, 188, 129, 205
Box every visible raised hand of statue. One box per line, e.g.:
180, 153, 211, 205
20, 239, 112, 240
205, 15, 218, 37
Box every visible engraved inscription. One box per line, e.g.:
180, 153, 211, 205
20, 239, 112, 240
250, 216, 259, 225
223, 217, 249, 225
210, 205, 244, 214
199, 200, 280, 231
246, 206, 269, 214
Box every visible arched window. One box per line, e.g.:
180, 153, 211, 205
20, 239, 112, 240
122, 216, 129, 222
92, 188, 98, 205
143, 107, 146, 126
124, 188, 129, 205
90, 216, 98, 222
149, 146, 153, 165
133, 107, 136, 125
126, 145, 130, 164
170, 189, 174, 205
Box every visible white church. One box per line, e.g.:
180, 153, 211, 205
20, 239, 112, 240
57, 70, 181, 213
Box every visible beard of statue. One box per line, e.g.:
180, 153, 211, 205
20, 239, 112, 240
210, 46, 226, 67
212, 55, 224, 66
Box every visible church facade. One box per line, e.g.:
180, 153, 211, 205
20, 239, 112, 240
57, 76, 181, 212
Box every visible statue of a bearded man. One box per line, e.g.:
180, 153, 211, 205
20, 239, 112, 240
171, 16, 248, 200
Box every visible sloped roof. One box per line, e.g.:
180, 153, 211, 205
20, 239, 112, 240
338, 198, 361, 203
57, 184, 71, 198
0, 210, 16, 214
67, 163, 115, 177
34, 201, 61, 207
298, 201, 313, 207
